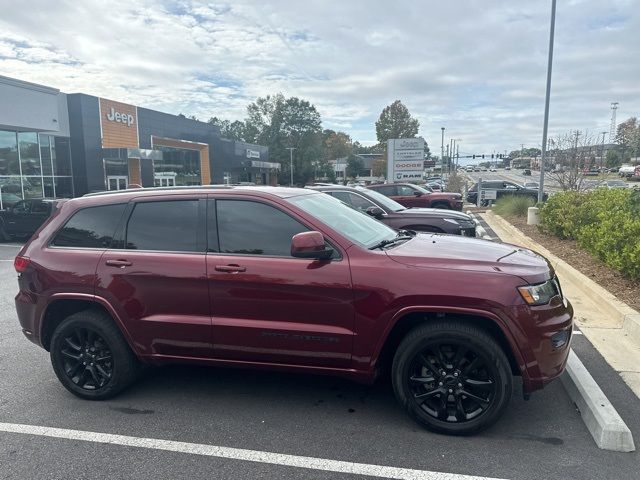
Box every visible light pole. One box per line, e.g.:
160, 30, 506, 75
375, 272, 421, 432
538, 0, 556, 203
440, 127, 445, 172
600, 131, 607, 169
0, 184, 3, 211
286, 147, 296, 186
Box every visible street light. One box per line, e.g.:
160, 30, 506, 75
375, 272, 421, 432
286, 147, 296, 186
0, 184, 3, 211
440, 127, 445, 171
538, 0, 556, 203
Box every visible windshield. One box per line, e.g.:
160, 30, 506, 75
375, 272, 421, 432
356, 187, 406, 212
289, 193, 396, 249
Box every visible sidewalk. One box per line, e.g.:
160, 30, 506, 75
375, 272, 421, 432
481, 211, 640, 400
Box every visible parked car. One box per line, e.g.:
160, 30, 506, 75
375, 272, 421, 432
1, 192, 23, 210
601, 180, 628, 190
309, 185, 476, 236
426, 181, 443, 191
368, 183, 464, 210
619, 165, 636, 178
522, 169, 532, 176
522, 182, 539, 190
505, 166, 511, 171
489, 167, 497, 172
466, 181, 547, 205
0, 198, 60, 241
14, 185, 572, 435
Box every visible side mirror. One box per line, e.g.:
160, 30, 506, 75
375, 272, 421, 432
365, 206, 385, 219
413, 191, 423, 197
291, 231, 333, 260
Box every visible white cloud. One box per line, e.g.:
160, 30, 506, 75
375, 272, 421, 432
0, 0, 638, 154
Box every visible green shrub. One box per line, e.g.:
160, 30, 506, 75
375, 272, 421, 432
493, 195, 535, 218
539, 188, 640, 280
539, 190, 593, 239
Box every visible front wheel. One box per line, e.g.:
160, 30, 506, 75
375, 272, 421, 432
392, 321, 512, 435
50, 310, 140, 400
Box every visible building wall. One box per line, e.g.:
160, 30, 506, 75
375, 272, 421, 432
66, 94, 103, 195
0, 75, 69, 136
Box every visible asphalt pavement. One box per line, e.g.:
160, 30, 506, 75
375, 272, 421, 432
0, 241, 638, 480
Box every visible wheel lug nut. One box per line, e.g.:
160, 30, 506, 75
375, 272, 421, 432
454, 372, 458, 377
448, 389, 453, 393
458, 383, 462, 388
438, 382, 443, 386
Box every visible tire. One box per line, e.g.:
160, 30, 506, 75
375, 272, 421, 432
50, 309, 140, 400
391, 321, 512, 435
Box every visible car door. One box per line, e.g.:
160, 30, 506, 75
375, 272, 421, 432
95, 196, 212, 358
396, 184, 422, 207
207, 196, 355, 368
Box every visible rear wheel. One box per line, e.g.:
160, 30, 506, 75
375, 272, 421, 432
392, 321, 512, 435
50, 310, 140, 400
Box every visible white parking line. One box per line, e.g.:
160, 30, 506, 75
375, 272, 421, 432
0, 422, 506, 480
0, 244, 22, 248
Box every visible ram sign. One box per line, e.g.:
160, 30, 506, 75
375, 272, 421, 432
387, 138, 425, 182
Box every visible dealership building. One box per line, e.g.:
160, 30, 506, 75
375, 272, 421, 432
0, 75, 278, 204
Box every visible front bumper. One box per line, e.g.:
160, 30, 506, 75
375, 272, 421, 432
512, 297, 574, 392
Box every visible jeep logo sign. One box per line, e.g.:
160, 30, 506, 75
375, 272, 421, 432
106, 107, 135, 127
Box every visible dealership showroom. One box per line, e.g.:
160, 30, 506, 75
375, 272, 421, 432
0, 75, 278, 206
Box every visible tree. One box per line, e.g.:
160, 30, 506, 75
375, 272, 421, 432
244, 94, 323, 185
353, 141, 384, 154
345, 154, 365, 179
615, 117, 640, 160
208, 117, 246, 141
322, 129, 353, 160
375, 100, 419, 145
546, 131, 598, 191
372, 158, 386, 177
605, 150, 621, 169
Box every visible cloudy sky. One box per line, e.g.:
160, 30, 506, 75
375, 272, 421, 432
1, 0, 639, 157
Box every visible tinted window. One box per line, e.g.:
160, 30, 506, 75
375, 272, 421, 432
126, 200, 199, 252
31, 201, 51, 214
374, 185, 396, 196
216, 200, 307, 256
52, 204, 126, 248
397, 185, 416, 196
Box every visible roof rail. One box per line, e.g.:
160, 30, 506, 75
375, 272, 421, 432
83, 185, 234, 197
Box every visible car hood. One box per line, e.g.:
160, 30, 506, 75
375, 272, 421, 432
385, 233, 552, 283
399, 208, 473, 221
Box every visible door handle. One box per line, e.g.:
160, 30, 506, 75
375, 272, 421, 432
105, 259, 132, 268
215, 264, 246, 273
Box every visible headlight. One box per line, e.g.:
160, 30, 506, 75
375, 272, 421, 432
442, 218, 460, 225
517, 279, 561, 306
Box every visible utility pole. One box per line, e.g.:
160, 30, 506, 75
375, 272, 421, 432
538, 0, 556, 202
456, 143, 460, 170
449, 138, 454, 175
286, 147, 296, 186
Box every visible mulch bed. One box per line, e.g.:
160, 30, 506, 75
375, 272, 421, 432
506, 215, 640, 312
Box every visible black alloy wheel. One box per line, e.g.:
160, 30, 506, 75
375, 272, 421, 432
407, 341, 497, 423
50, 310, 140, 400
60, 327, 113, 390
392, 321, 512, 435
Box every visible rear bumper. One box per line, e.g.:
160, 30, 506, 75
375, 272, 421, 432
15, 290, 43, 347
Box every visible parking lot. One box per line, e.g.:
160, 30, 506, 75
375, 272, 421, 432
0, 242, 639, 480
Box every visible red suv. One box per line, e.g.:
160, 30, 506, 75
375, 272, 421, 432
368, 183, 463, 210
14, 186, 572, 435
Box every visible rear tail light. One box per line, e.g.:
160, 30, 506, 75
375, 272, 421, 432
14, 256, 30, 273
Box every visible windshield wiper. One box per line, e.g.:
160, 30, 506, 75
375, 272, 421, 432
369, 231, 414, 250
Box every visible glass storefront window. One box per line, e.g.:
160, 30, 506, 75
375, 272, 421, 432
40, 134, 53, 176
18, 132, 41, 176
0, 130, 20, 176
23, 176, 44, 199
155, 146, 201, 186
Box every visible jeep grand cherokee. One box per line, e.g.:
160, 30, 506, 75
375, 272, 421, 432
14, 186, 573, 435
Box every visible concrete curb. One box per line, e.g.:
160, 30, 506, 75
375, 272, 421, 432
561, 350, 635, 452
483, 212, 639, 330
